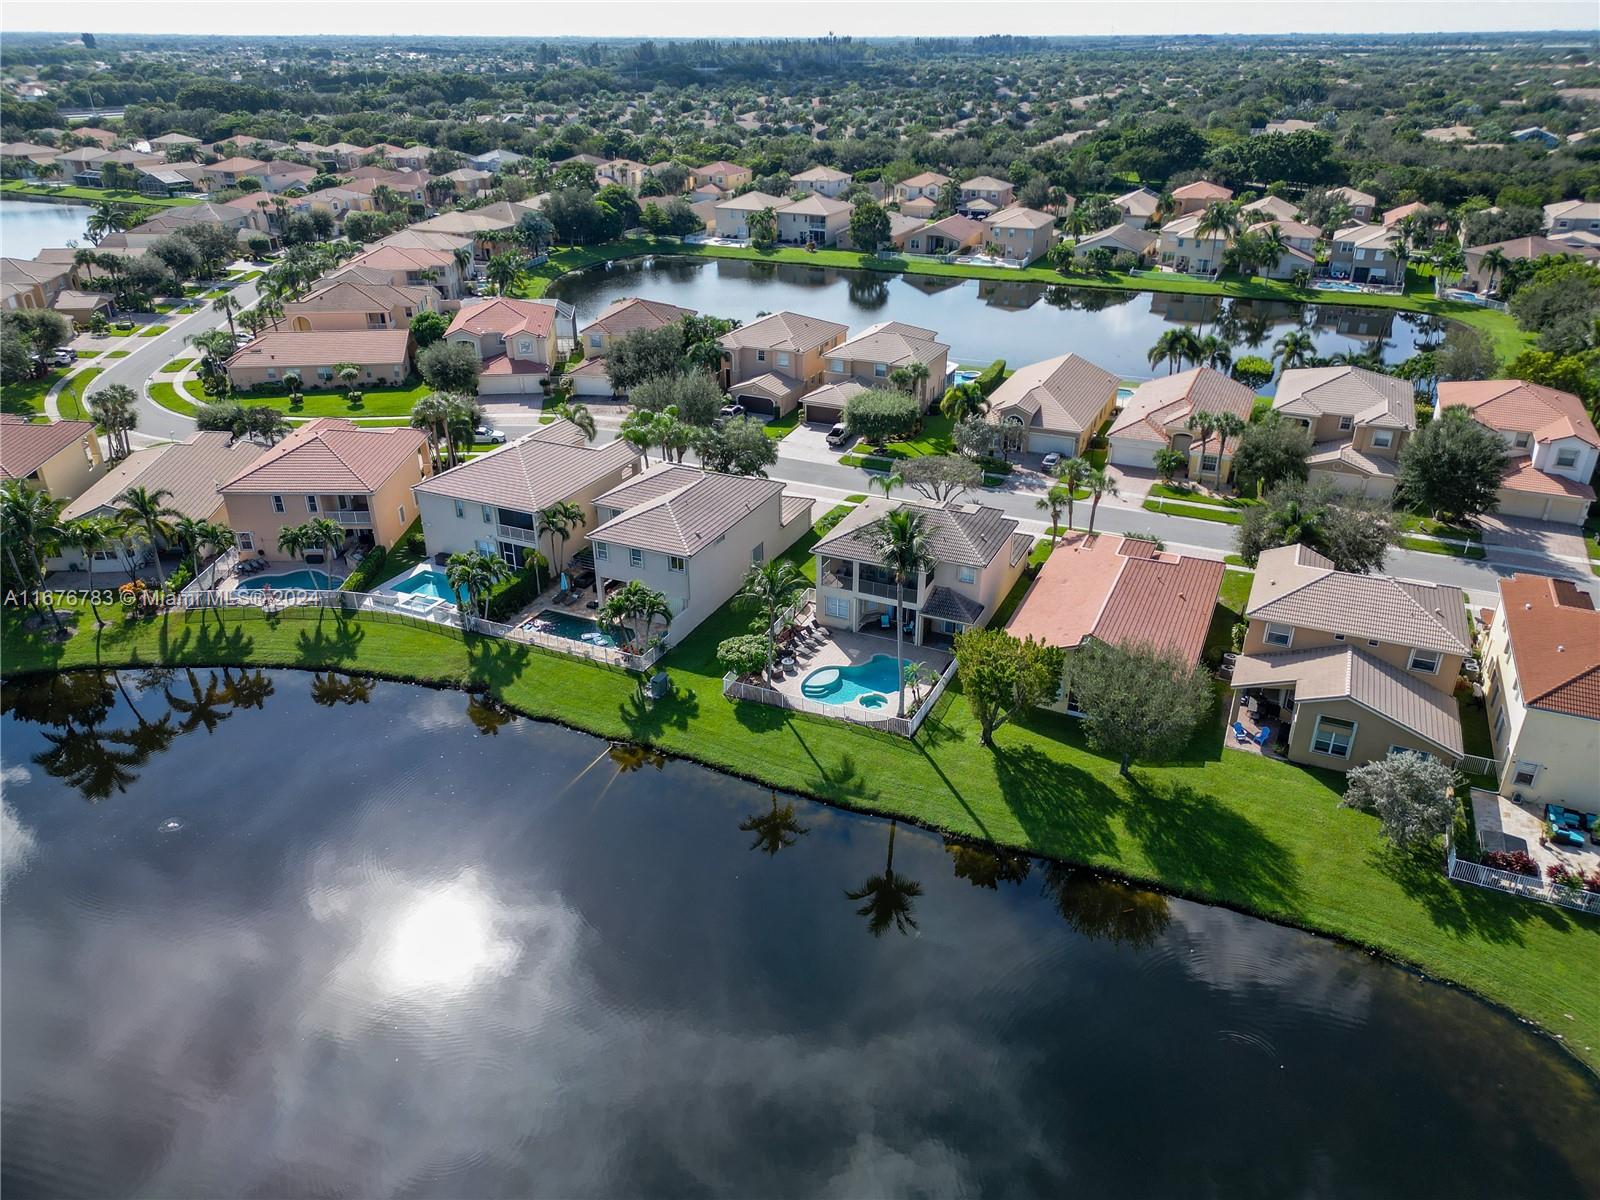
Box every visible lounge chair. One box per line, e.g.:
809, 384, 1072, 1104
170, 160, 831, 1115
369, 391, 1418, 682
1254, 726, 1272, 748
1231, 721, 1250, 743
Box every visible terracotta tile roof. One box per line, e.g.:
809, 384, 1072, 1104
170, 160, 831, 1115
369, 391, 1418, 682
720, 310, 848, 354
793, 165, 851, 182
207, 156, 268, 173
221, 418, 425, 495
813, 497, 1021, 568
988, 352, 1120, 436
62, 431, 262, 522
832, 320, 948, 369
1467, 235, 1600, 262
899, 171, 951, 188
0, 415, 96, 480
345, 245, 454, 272
1499, 456, 1596, 499
1076, 224, 1157, 255
1328, 186, 1377, 207
447, 298, 557, 340
581, 297, 695, 338
225, 330, 410, 372
1172, 180, 1233, 200
1498, 573, 1600, 720
1273, 366, 1415, 429
588, 468, 784, 557
416, 419, 639, 511
1246, 544, 1471, 655
1006, 533, 1221, 665
1242, 196, 1300, 221
728, 372, 799, 401
1306, 440, 1402, 478
961, 176, 1012, 190
696, 160, 747, 175
1231, 645, 1464, 756
985, 204, 1055, 230
799, 381, 864, 411
1438, 380, 1599, 449
1109, 367, 1255, 444
899, 196, 937, 217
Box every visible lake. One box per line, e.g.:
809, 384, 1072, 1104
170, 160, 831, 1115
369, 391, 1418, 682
2, 670, 1596, 1198
551, 256, 1444, 385
0, 199, 91, 260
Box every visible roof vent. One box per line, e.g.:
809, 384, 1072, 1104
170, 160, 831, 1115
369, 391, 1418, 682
1557, 644, 1565, 652
1525, 602, 1533, 610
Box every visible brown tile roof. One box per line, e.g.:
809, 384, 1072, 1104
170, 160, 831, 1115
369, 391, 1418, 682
285, 280, 433, 314
720, 310, 848, 354
813, 497, 1021, 568
1246, 544, 1471, 655
1109, 367, 1255, 444
832, 320, 947, 368
1438, 380, 1599, 449
581, 296, 695, 338
1306, 440, 1402, 479
1498, 574, 1600, 720
62, 431, 262, 522
220, 418, 426, 494
415, 419, 639, 511
960, 176, 1011, 191
988, 352, 1120, 436
588, 468, 784, 557
447, 298, 557, 340
207, 156, 268, 174
0, 415, 96, 480
1466, 235, 1600, 263
1273, 366, 1415, 429
1006, 533, 1221, 664
780, 193, 851, 217
345, 245, 454, 272
225, 330, 410, 372
1231, 645, 1464, 755
985, 204, 1055, 230
1172, 180, 1233, 200
899, 171, 951, 188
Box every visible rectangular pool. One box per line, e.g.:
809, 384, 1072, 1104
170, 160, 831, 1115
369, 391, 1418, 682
523, 608, 617, 647
390, 568, 469, 606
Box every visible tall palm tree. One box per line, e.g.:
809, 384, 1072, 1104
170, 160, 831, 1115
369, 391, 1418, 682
1479, 246, 1509, 296
1184, 411, 1218, 489
1085, 468, 1120, 535
212, 293, 238, 340
1272, 330, 1316, 376
598, 580, 672, 653
486, 252, 522, 295
1036, 484, 1072, 543
113, 485, 179, 587
58, 515, 121, 625
1196, 334, 1232, 372
1256, 222, 1289, 267
301, 516, 346, 588
87, 383, 139, 460
1, 482, 66, 625
1147, 328, 1192, 375
1211, 411, 1246, 490
410, 393, 454, 467
845, 821, 922, 937
85, 200, 125, 244
276, 522, 311, 563
169, 515, 211, 583
559, 402, 597, 442
736, 558, 808, 682
868, 470, 904, 499
445, 550, 510, 619
1055, 456, 1091, 530
541, 499, 586, 582
870, 508, 938, 718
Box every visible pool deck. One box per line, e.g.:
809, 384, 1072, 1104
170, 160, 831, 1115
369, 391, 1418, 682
765, 626, 951, 714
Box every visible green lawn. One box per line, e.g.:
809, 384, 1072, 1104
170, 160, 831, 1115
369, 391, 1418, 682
104, 350, 130, 358
1147, 483, 1256, 510
137, 325, 170, 337
1142, 498, 1245, 525
162, 357, 196, 372
225, 380, 434, 417
0, 368, 64, 417
1397, 535, 1487, 560
839, 414, 957, 466
149, 381, 199, 417
6, 566, 1596, 1071
761, 408, 802, 440
1396, 513, 1483, 542
55, 369, 102, 421
0, 180, 198, 208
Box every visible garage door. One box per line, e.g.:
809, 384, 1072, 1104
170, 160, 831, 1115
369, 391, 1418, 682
1026, 432, 1078, 456
805, 400, 844, 425
478, 374, 541, 396
1107, 437, 1159, 470
569, 374, 615, 398
734, 390, 777, 415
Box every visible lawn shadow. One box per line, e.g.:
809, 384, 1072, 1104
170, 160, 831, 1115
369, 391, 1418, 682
1123, 775, 1302, 914
731, 697, 789, 733
292, 612, 365, 664
464, 634, 530, 686
991, 741, 1122, 861
781, 720, 883, 806
618, 678, 699, 740
1367, 842, 1583, 947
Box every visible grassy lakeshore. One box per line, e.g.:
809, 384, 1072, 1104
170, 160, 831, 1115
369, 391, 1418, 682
0, 180, 199, 209
5, 594, 1596, 1072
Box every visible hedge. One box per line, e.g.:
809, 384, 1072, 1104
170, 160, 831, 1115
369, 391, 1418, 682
974, 359, 1007, 396
485, 555, 551, 622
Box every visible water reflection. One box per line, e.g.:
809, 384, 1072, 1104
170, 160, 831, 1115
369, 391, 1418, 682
944, 836, 1033, 889
1040, 863, 1173, 949
846, 820, 923, 937
465, 690, 516, 736
739, 790, 809, 855
309, 670, 375, 706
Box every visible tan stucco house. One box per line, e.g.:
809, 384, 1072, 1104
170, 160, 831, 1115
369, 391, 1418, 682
1274, 366, 1415, 499
1107, 367, 1257, 478
445, 298, 563, 395
823, 322, 950, 410
0, 414, 105, 501
283, 281, 438, 333
986, 352, 1120, 458
225, 330, 412, 391
719, 310, 849, 417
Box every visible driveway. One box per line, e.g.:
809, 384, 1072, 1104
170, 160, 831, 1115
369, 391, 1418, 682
779, 421, 851, 466
1477, 515, 1587, 564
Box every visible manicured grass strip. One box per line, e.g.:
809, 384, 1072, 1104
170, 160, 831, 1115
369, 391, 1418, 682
149, 381, 199, 417
55, 368, 103, 421
844, 493, 869, 503
104, 350, 130, 358
1147, 483, 1256, 509
1142, 497, 1244, 524
137, 325, 170, 337
181, 377, 209, 405
162, 357, 195, 372
75, 350, 100, 359
227, 380, 434, 417
5, 590, 1595, 1071
761, 408, 801, 440
0, 367, 65, 417
1397, 535, 1487, 560
0, 180, 198, 208
1396, 513, 1483, 542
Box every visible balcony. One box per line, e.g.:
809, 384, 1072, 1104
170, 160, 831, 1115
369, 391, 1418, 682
497, 523, 540, 545
819, 558, 854, 590
330, 508, 373, 527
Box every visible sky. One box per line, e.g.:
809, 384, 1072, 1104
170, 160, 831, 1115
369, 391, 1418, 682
3, 0, 1597, 39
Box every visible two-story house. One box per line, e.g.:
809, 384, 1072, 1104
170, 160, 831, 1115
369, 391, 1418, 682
1169, 180, 1234, 216
282, 281, 438, 333
1113, 186, 1161, 228
1107, 367, 1258, 479
201, 156, 270, 191
1480, 573, 1600, 808
219, 418, 432, 561
893, 171, 951, 213
0, 414, 105, 501
987, 352, 1121, 460
1241, 195, 1301, 223
813, 498, 1033, 646
588, 465, 814, 641
775, 194, 852, 247
1274, 366, 1415, 499
822, 322, 950, 411
1326, 223, 1400, 283
1156, 212, 1230, 275
719, 310, 849, 418
579, 297, 696, 358
1229, 544, 1470, 770
957, 176, 1015, 218
1436, 380, 1599, 526
333, 244, 465, 299
791, 165, 853, 198
225, 330, 413, 392
713, 191, 791, 241
1544, 199, 1600, 238
691, 161, 752, 194
982, 204, 1058, 265
445, 298, 564, 395
414, 418, 643, 571
1327, 186, 1377, 222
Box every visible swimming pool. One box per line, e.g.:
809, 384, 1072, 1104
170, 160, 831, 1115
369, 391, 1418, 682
390, 567, 469, 606
1116, 385, 1136, 402
524, 608, 617, 647
800, 654, 905, 709
235, 569, 333, 591
1317, 280, 1363, 293
948, 368, 981, 387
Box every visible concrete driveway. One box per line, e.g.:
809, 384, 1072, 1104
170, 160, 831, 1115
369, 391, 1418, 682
1477, 515, 1587, 564
780, 421, 852, 465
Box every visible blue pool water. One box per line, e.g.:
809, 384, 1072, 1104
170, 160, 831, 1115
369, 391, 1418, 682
1317, 280, 1363, 292
392, 568, 469, 605
235, 569, 333, 591
1116, 385, 1136, 402
528, 608, 617, 647
949, 369, 981, 386
800, 654, 905, 707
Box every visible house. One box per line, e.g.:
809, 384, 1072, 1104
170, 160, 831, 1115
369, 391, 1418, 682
1254, 119, 1319, 136
983, 204, 1058, 265
691, 161, 752, 193
813, 497, 1032, 646
1249, 218, 1320, 254
441, 167, 495, 197
224, 330, 412, 392
791, 165, 853, 198
1169, 180, 1234, 216
293, 186, 375, 225
0, 414, 104, 501
775, 193, 852, 247
332, 244, 465, 299
893, 171, 950, 206
445, 298, 563, 395
1107, 367, 1257, 478
720, 311, 850, 417
986, 352, 1121, 458
52, 289, 117, 326
1480, 574, 1600, 807
1543, 199, 1600, 237
579, 297, 695, 358
69, 127, 118, 149
201, 156, 269, 190
219, 418, 431, 559
800, 380, 867, 426
898, 195, 938, 220
150, 132, 202, 150
323, 142, 374, 170
1511, 127, 1562, 148
1113, 187, 1162, 229
1006, 533, 1223, 712
1241, 195, 1301, 223
0, 257, 74, 310
1462, 235, 1600, 293
55, 146, 110, 186
414, 418, 643, 571
1274, 366, 1415, 499
0, 141, 59, 178
1436, 380, 1599, 526
957, 176, 1015, 217
53, 431, 263, 574
1327, 186, 1377, 222
1156, 212, 1230, 275
823, 321, 950, 410
469, 148, 524, 174
1382, 201, 1430, 228
1254, 239, 1318, 281
588, 465, 814, 640
1326, 223, 1402, 283
1228, 545, 1470, 770
1073, 223, 1157, 259
411, 200, 540, 240
282, 280, 438, 333
138, 164, 203, 198
713, 191, 791, 240
258, 160, 317, 193
902, 214, 985, 256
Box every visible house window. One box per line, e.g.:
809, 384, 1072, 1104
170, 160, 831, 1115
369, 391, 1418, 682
825, 595, 849, 619
1372, 429, 1394, 449
756, 349, 766, 362
317, 368, 334, 383
1492, 707, 1506, 741
239, 532, 255, 551
668, 555, 685, 572
1512, 432, 1531, 448
589, 334, 603, 349
1201, 454, 1219, 473
1264, 623, 1294, 647
1337, 415, 1353, 432
959, 565, 977, 584
629, 547, 643, 568
398, 504, 406, 523
777, 353, 790, 368
1367, 639, 1379, 647
595, 542, 608, 561
1311, 715, 1355, 758
1408, 648, 1441, 674
751, 542, 765, 563
306, 495, 318, 513
1555, 448, 1579, 468
829, 358, 843, 372
1333, 633, 1346, 641
873, 364, 887, 377
454, 500, 464, 518
1512, 761, 1539, 787
272, 495, 285, 513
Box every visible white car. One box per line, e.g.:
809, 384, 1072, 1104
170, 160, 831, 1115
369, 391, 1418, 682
1040, 452, 1062, 473
475, 425, 507, 444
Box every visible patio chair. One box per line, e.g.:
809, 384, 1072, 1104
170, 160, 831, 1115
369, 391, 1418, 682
1253, 726, 1272, 749
1231, 721, 1250, 743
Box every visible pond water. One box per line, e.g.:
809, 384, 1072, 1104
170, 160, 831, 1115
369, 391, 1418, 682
551, 256, 1446, 385
2, 670, 1597, 1197
0, 199, 91, 260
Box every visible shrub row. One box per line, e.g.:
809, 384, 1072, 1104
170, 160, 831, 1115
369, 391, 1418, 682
974, 359, 1007, 396
485, 555, 551, 623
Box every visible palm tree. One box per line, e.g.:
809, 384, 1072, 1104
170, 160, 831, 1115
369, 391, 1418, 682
113, 485, 179, 587
169, 515, 211, 582
188, 329, 237, 387
598, 579, 672, 653
302, 516, 346, 588
87, 383, 139, 460
212, 293, 238, 340
85, 199, 125, 244
736, 558, 808, 682
1256, 222, 1289, 268
276, 522, 311, 563
410, 393, 454, 467
845, 821, 922, 937
559, 401, 597, 442
889, 359, 930, 400
1085, 468, 1119, 535
939, 382, 987, 423
1211, 411, 1246, 490
1152, 446, 1187, 485
867, 470, 903, 499
538, 499, 585, 582
445, 550, 510, 619
1272, 330, 1316, 376
0, 482, 66, 625
1055, 456, 1091, 530
1196, 334, 1232, 372
486, 251, 522, 295
1036, 484, 1072, 543
1147, 328, 1193, 375
870, 508, 938, 718
1184, 411, 1217, 489
1479, 246, 1509, 296
58, 515, 121, 624
739, 792, 809, 856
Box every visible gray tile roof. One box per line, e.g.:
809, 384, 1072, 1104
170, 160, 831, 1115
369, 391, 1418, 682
813, 498, 1020, 568
1273, 366, 1415, 430
988, 352, 1121, 435
720, 310, 848, 354
414, 420, 640, 511
62, 432, 262, 522
922, 586, 985, 624
587, 468, 784, 557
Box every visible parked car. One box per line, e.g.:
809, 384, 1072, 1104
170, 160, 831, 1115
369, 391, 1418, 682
474, 425, 507, 444
825, 422, 852, 447
1041, 452, 1062, 473
719, 402, 746, 419
51, 347, 77, 366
